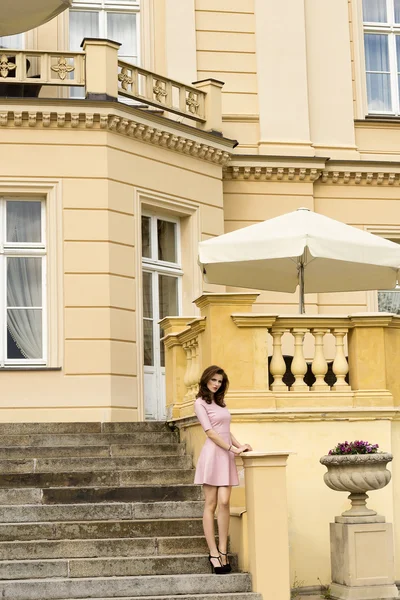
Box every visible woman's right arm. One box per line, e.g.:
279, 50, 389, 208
206, 428, 243, 454
195, 400, 242, 454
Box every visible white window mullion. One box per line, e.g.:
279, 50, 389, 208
0, 200, 5, 367
388, 0, 395, 24
388, 31, 399, 113
42, 255, 47, 364
99, 9, 107, 37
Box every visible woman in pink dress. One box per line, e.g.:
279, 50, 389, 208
194, 365, 252, 574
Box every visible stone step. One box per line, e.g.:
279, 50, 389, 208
0, 573, 252, 600
54, 596, 261, 600
0, 554, 239, 580
0, 455, 192, 474
0, 444, 185, 460
0, 501, 204, 523
0, 422, 169, 435
54, 595, 261, 600
0, 489, 42, 505
0, 518, 204, 541
0, 432, 178, 447
0, 469, 195, 488
0, 535, 210, 560
42, 484, 203, 504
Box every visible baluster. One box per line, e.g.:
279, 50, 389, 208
332, 328, 350, 390
270, 328, 288, 391
290, 328, 308, 390
165, 80, 173, 110
179, 86, 187, 114
132, 66, 138, 96
189, 340, 198, 397
183, 341, 193, 400
311, 328, 329, 391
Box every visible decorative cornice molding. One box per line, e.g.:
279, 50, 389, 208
320, 170, 400, 185
224, 160, 400, 185
171, 407, 400, 425
224, 164, 322, 182
0, 110, 232, 166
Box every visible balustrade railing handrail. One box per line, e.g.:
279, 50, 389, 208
117, 59, 206, 122
0, 46, 209, 125
232, 312, 352, 393
232, 313, 353, 329
0, 49, 85, 86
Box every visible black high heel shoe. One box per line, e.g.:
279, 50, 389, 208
208, 554, 227, 574
218, 548, 232, 573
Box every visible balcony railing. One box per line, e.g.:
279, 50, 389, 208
0, 50, 85, 86
162, 293, 399, 419
117, 61, 206, 122
232, 314, 350, 393
0, 41, 217, 129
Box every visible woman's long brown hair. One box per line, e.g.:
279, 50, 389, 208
196, 365, 229, 407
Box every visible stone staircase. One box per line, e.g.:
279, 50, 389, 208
0, 422, 261, 600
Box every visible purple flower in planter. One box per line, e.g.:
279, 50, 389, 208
328, 440, 380, 455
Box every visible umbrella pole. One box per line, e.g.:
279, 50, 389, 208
299, 260, 305, 314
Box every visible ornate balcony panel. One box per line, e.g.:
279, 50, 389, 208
117, 60, 206, 123
0, 50, 85, 87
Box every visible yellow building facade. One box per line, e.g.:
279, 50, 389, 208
2, 0, 400, 591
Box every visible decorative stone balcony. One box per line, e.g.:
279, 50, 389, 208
0, 38, 222, 133
162, 293, 399, 418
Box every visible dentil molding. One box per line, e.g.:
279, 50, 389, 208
224, 163, 400, 185
0, 110, 232, 166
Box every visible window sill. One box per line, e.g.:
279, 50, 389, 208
0, 366, 62, 371
360, 115, 400, 122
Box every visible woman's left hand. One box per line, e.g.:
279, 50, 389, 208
242, 443, 253, 452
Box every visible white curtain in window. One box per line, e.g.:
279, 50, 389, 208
363, 0, 387, 22
7, 257, 42, 359
107, 12, 137, 61
7, 201, 41, 244
69, 10, 99, 52
365, 34, 392, 111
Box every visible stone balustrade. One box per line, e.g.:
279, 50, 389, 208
163, 294, 400, 417
117, 60, 206, 123
0, 39, 218, 130
0, 50, 85, 86
232, 315, 351, 393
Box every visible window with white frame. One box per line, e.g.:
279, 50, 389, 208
363, 0, 400, 113
0, 199, 46, 366
141, 214, 182, 370
69, 0, 139, 63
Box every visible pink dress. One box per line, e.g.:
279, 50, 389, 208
194, 397, 239, 486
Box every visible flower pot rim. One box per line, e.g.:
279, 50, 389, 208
320, 452, 393, 466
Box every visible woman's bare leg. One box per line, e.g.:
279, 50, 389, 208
203, 484, 219, 567
217, 486, 232, 565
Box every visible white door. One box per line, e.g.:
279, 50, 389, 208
142, 214, 182, 420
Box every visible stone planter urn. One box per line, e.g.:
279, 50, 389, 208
320, 453, 393, 518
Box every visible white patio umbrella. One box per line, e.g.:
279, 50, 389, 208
0, 0, 71, 37
198, 207, 400, 313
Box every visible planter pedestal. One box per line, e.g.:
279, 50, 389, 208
320, 453, 398, 600
330, 517, 398, 600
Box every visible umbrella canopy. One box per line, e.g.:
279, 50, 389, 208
0, 0, 71, 36
198, 208, 400, 312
